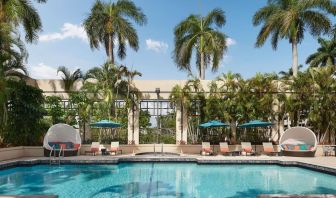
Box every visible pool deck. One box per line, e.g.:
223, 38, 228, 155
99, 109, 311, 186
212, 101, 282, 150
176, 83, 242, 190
1, 154, 336, 174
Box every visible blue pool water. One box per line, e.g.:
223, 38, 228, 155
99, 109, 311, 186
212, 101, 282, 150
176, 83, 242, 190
0, 163, 335, 197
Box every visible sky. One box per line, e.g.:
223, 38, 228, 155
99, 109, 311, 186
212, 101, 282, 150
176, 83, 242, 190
24, 0, 335, 80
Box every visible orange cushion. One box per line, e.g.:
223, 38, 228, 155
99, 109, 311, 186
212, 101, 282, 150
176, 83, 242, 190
294, 145, 300, 150
221, 148, 229, 153
91, 148, 99, 152
203, 148, 212, 153
59, 144, 66, 149
264, 147, 273, 152
244, 148, 252, 153
110, 147, 119, 152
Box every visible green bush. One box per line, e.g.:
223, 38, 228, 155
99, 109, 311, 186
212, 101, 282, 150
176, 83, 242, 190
2, 81, 47, 146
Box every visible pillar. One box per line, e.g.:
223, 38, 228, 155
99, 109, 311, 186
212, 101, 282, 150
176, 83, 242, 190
128, 104, 140, 144
176, 104, 188, 144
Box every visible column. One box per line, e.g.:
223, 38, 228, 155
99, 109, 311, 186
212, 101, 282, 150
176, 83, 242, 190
128, 104, 140, 144
176, 103, 188, 144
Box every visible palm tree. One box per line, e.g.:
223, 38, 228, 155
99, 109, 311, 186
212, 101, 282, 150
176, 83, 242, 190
306, 38, 336, 67
0, 32, 28, 127
279, 65, 303, 79
173, 8, 228, 80
216, 72, 244, 142
253, 0, 335, 77
124, 68, 142, 98
57, 66, 83, 92
84, 0, 147, 63
0, 0, 46, 43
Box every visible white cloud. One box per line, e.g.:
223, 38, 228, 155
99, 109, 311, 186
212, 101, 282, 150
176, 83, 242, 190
226, 38, 236, 47
28, 63, 61, 79
146, 39, 168, 53
39, 23, 87, 42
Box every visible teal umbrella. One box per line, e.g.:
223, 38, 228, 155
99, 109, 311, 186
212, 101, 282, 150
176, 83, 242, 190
199, 120, 229, 128
90, 120, 122, 128
199, 120, 229, 149
90, 120, 122, 142
238, 120, 272, 128
238, 120, 273, 148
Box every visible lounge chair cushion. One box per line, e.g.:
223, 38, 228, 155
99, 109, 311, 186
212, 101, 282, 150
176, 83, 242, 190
220, 148, 229, 153
59, 143, 66, 149
299, 144, 307, 150
110, 147, 119, 152
294, 145, 300, 150
287, 145, 294, 150
74, 144, 80, 150
243, 148, 252, 153
264, 147, 273, 152
203, 148, 212, 153
91, 148, 99, 152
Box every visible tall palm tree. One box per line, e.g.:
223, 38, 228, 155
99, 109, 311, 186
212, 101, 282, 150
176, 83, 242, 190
84, 0, 147, 63
173, 8, 228, 80
253, 0, 335, 77
57, 66, 83, 92
306, 38, 336, 67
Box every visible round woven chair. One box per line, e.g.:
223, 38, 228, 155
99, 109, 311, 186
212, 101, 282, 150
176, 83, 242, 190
279, 127, 317, 157
43, 123, 81, 157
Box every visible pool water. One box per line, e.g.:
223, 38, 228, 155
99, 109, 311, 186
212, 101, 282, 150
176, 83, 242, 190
0, 163, 335, 197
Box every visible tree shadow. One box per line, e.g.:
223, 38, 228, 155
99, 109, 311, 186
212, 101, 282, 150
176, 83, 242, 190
226, 188, 288, 198
93, 180, 185, 197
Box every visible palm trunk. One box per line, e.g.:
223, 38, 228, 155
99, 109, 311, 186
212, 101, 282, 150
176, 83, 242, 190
200, 52, 205, 80
230, 120, 236, 142
292, 39, 298, 78
108, 34, 114, 64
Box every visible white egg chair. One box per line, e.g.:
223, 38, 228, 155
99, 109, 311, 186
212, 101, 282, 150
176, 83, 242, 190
279, 127, 317, 157
43, 123, 81, 157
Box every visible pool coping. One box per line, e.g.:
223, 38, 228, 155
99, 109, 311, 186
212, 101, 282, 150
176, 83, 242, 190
0, 156, 336, 176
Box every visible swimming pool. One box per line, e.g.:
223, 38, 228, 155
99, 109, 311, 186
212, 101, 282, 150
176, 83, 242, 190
0, 163, 335, 197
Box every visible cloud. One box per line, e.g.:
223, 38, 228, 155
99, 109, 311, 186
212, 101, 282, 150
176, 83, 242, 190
39, 23, 87, 42
226, 38, 236, 47
28, 63, 61, 79
146, 39, 168, 53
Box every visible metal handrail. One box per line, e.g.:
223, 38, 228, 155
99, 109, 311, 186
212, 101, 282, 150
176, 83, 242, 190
49, 145, 55, 165
58, 147, 64, 166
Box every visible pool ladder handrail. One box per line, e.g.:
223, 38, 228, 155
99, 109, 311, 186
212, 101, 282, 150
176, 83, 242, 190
49, 146, 64, 166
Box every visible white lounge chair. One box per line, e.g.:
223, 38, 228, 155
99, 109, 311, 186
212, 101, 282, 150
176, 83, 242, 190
241, 142, 255, 156
262, 142, 281, 156
85, 142, 100, 156
200, 142, 213, 155
219, 142, 235, 156
109, 142, 122, 155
